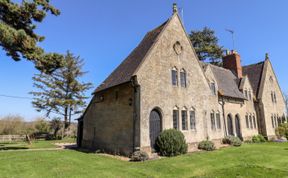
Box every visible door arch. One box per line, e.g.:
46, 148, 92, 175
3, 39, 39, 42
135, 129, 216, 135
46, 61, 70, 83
149, 108, 162, 149
227, 114, 234, 136
235, 114, 242, 139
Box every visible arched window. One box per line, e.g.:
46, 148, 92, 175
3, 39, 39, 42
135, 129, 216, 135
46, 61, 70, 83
244, 89, 248, 99
274, 114, 278, 127
181, 107, 188, 130
210, 82, 216, 95
190, 108, 196, 130
271, 114, 275, 128
173, 106, 179, 130
249, 114, 253, 129
248, 90, 252, 101
210, 111, 216, 130
216, 111, 221, 129
246, 114, 249, 128
253, 114, 257, 129
171, 67, 178, 86
180, 69, 187, 88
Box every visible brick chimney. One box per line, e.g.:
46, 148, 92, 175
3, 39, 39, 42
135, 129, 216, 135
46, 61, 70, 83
223, 50, 243, 78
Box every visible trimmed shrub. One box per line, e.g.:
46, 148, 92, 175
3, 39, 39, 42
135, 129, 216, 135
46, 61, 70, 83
155, 129, 188, 157
252, 135, 266, 143
275, 123, 288, 140
130, 151, 149, 162
222, 136, 242, 147
198, 140, 216, 151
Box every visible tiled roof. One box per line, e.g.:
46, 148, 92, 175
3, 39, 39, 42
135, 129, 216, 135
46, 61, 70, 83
243, 61, 265, 96
209, 64, 246, 99
94, 21, 168, 93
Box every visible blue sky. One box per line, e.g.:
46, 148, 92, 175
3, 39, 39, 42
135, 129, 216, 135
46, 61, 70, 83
0, 0, 287, 121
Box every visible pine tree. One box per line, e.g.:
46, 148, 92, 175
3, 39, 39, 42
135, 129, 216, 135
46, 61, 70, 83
30, 51, 93, 128
189, 27, 223, 65
0, 0, 63, 73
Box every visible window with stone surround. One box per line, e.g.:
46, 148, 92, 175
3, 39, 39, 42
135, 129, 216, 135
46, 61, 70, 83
248, 90, 252, 101
246, 115, 249, 128
244, 89, 248, 99
180, 69, 187, 88
249, 115, 253, 129
274, 114, 278, 127
190, 109, 196, 130
172, 67, 178, 86
210, 112, 216, 130
181, 108, 188, 130
253, 115, 257, 129
173, 107, 179, 130
210, 82, 216, 95
271, 115, 275, 128
216, 112, 221, 129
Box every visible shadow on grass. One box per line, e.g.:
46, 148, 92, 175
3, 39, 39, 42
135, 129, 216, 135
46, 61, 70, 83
0, 147, 29, 151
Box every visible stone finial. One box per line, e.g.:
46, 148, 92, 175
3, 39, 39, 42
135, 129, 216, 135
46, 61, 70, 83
265, 53, 269, 60
173, 3, 178, 14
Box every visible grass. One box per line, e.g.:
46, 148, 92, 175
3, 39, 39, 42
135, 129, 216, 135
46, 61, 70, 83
0, 142, 288, 178
0, 137, 76, 150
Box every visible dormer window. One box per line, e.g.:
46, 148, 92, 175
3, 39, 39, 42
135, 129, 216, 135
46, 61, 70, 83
244, 89, 248, 99
210, 82, 216, 95
248, 90, 252, 101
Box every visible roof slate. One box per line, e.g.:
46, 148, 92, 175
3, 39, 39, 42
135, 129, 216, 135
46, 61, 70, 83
243, 61, 265, 96
209, 64, 246, 99
94, 21, 168, 93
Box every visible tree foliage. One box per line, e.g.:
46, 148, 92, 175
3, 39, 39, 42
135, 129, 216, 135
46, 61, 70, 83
34, 118, 50, 133
50, 117, 62, 138
0, 0, 63, 73
30, 51, 93, 128
189, 27, 223, 65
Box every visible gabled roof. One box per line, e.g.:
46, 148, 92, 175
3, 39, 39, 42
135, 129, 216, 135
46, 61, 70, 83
243, 61, 265, 96
94, 20, 169, 93
209, 64, 245, 99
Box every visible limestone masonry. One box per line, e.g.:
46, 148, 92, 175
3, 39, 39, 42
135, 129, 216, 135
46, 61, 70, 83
77, 5, 287, 155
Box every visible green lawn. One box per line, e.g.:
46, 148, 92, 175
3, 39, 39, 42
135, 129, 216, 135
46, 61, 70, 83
0, 137, 76, 150
0, 142, 288, 178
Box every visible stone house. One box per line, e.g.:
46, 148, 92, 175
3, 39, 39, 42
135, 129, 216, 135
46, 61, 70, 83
77, 5, 287, 155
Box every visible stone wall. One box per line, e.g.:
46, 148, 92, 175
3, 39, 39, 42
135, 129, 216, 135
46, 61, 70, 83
82, 83, 135, 155
135, 15, 216, 148
258, 60, 286, 138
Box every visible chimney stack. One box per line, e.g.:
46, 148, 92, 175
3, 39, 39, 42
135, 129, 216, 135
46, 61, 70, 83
223, 50, 243, 78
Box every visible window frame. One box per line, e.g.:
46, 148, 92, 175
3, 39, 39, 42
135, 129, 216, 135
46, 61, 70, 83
253, 115, 257, 129
190, 109, 196, 130
180, 69, 187, 88
173, 108, 179, 130
216, 112, 221, 129
246, 115, 249, 129
210, 82, 216, 95
210, 112, 216, 130
171, 67, 178, 86
181, 109, 188, 130
249, 115, 253, 129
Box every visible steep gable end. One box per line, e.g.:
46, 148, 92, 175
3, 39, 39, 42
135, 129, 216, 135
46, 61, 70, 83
243, 61, 265, 97
94, 20, 168, 93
